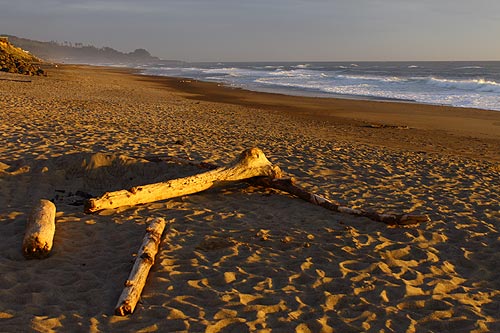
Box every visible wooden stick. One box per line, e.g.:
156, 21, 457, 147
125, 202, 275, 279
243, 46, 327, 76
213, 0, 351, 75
115, 217, 168, 316
253, 178, 430, 226
141, 155, 429, 226
84, 148, 282, 213
22, 199, 57, 259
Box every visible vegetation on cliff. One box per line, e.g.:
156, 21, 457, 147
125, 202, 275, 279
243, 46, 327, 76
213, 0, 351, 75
4, 35, 160, 64
0, 36, 46, 76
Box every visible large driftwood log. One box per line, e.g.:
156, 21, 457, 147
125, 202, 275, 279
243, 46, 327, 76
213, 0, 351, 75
141, 155, 430, 226
115, 217, 168, 316
85, 148, 282, 213
22, 199, 57, 259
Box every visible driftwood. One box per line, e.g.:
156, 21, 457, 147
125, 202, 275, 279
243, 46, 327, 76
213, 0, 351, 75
142, 155, 430, 226
85, 148, 281, 213
22, 199, 57, 259
254, 178, 430, 226
115, 217, 168, 316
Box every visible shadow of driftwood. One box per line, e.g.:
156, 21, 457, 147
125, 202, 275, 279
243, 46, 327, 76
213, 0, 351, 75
0, 152, 203, 210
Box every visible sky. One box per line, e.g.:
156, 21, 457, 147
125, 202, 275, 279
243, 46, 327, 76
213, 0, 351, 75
1, 0, 499, 62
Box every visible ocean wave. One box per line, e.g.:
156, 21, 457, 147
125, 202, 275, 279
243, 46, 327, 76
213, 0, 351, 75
427, 77, 500, 93
202, 67, 273, 78
269, 69, 318, 78
293, 64, 311, 69
256, 76, 335, 88
456, 66, 483, 69
254, 75, 500, 110
336, 74, 407, 83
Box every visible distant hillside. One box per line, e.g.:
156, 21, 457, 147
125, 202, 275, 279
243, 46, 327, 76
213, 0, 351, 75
0, 36, 46, 76
4, 35, 161, 64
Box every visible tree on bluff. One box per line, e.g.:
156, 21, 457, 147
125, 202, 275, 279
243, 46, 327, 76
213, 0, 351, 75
129, 48, 152, 58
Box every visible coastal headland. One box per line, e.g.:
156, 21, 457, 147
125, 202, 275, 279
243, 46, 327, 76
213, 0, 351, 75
0, 65, 498, 332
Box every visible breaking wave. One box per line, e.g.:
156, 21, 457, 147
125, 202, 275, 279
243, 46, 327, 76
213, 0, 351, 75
456, 66, 483, 69
427, 77, 500, 93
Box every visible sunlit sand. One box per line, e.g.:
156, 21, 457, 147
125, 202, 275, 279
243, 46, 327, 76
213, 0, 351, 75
0, 65, 499, 332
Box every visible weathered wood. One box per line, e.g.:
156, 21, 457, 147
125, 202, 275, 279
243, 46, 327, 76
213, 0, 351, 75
253, 177, 430, 226
115, 217, 168, 316
139, 153, 430, 225
85, 148, 281, 213
22, 199, 57, 259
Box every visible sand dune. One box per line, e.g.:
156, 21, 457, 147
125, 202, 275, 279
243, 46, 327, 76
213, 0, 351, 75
0, 66, 499, 332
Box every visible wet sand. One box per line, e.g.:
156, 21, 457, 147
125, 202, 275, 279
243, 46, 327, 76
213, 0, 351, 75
0, 65, 499, 332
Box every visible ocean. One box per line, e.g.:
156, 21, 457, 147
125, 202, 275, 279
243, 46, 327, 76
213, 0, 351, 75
138, 61, 500, 111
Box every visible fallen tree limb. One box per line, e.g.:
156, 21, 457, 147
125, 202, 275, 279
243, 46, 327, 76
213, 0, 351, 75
85, 148, 282, 213
115, 217, 168, 316
141, 154, 430, 226
23, 199, 57, 259
254, 177, 430, 226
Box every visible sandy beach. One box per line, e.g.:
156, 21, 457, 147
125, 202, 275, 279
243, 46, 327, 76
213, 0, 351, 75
0, 65, 499, 332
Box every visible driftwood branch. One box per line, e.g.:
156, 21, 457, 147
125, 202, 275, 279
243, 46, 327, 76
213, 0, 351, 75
115, 217, 168, 316
142, 155, 429, 226
23, 199, 57, 259
254, 178, 430, 226
85, 148, 282, 213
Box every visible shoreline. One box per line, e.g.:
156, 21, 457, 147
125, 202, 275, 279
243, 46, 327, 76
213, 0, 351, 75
99, 64, 500, 113
135, 70, 500, 134
131, 67, 500, 114
132, 60, 500, 112
137, 71, 470, 108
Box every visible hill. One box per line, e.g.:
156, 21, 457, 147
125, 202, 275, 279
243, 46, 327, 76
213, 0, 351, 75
3, 35, 160, 65
0, 36, 46, 76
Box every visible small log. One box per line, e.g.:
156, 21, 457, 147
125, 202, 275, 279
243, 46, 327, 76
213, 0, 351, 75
254, 177, 430, 226
115, 217, 168, 316
85, 148, 281, 213
22, 199, 57, 259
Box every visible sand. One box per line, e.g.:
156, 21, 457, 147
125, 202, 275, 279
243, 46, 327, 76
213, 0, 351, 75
0, 65, 499, 332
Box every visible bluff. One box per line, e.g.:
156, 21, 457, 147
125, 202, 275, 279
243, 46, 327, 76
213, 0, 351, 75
0, 36, 46, 76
